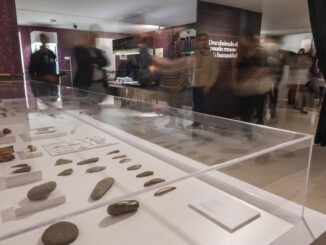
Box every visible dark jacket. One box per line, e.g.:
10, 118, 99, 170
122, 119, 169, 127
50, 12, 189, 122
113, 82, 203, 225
29, 49, 57, 78
73, 46, 109, 89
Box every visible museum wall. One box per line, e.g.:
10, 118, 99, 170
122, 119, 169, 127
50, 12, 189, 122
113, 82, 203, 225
0, 0, 22, 78
18, 25, 128, 79
197, 1, 262, 117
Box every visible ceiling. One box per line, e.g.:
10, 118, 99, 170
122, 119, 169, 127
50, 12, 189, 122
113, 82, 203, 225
15, 0, 197, 33
15, 0, 311, 35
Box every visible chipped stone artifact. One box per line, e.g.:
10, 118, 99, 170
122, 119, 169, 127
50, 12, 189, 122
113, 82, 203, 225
119, 158, 131, 164
86, 166, 106, 173
127, 164, 142, 171
107, 200, 139, 216
58, 168, 73, 176
90, 177, 114, 200
112, 154, 127, 159
0, 145, 15, 163
77, 157, 99, 165
154, 187, 176, 196
136, 171, 154, 178
0, 145, 14, 156
42, 221, 79, 245
12, 163, 29, 168
144, 178, 165, 187
2, 128, 11, 135
107, 150, 119, 155
27, 145, 37, 152
55, 158, 73, 166
0, 154, 15, 163
27, 181, 57, 201
11, 166, 31, 174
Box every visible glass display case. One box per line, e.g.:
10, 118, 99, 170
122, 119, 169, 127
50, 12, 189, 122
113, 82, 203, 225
0, 81, 314, 245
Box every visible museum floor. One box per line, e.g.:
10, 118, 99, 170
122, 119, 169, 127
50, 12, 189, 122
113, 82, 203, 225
264, 101, 325, 214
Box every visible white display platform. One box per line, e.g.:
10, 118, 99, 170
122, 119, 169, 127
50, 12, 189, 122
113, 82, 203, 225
189, 193, 260, 232
1, 190, 65, 221
0, 164, 42, 189
15, 189, 65, 217
20, 127, 67, 142
17, 149, 43, 160
0, 136, 15, 145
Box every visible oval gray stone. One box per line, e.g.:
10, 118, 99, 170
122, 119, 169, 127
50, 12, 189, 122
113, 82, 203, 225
136, 171, 154, 178
27, 181, 57, 201
119, 158, 131, 164
77, 157, 99, 165
90, 177, 115, 200
144, 178, 165, 187
112, 154, 127, 159
11, 166, 31, 174
58, 168, 73, 176
86, 166, 106, 173
127, 164, 142, 171
42, 221, 79, 245
55, 159, 73, 166
107, 150, 119, 155
11, 163, 29, 168
107, 200, 139, 216
154, 187, 176, 196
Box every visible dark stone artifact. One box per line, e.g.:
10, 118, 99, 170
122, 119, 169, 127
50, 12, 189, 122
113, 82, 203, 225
127, 164, 142, 171
42, 221, 79, 245
112, 154, 127, 159
27, 181, 57, 201
90, 177, 115, 200
136, 171, 154, 178
154, 187, 176, 196
86, 166, 106, 173
144, 178, 165, 187
55, 159, 73, 166
12, 163, 29, 168
0, 154, 15, 163
119, 158, 131, 164
11, 166, 31, 174
2, 128, 11, 135
107, 150, 119, 155
77, 157, 99, 165
107, 200, 139, 216
58, 168, 73, 176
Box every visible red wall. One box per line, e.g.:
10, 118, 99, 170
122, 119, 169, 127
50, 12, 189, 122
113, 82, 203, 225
0, 0, 22, 76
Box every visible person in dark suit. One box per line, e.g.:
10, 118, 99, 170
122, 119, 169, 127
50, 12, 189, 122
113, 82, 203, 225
29, 33, 59, 97
73, 30, 110, 94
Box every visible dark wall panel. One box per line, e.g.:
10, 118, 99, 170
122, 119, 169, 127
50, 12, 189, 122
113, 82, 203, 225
197, 1, 262, 117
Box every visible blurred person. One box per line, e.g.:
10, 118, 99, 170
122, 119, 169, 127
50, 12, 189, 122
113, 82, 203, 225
126, 33, 156, 86
73, 24, 110, 95
189, 33, 219, 128
29, 33, 59, 97
285, 51, 298, 105
153, 42, 188, 128
232, 34, 272, 124
292, 49, 313, 114
262, 37, 284, 119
